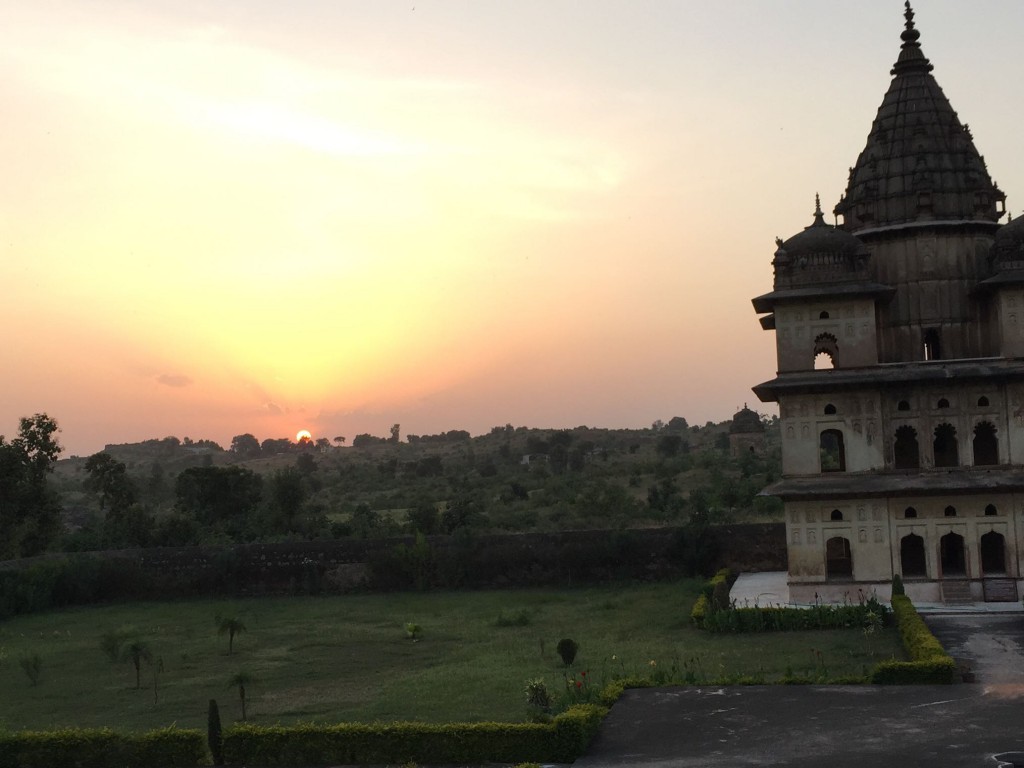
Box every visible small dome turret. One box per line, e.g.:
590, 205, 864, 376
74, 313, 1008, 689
772, 195, 869, 289
730, 406, 765, 435
992, 214, 1024, 272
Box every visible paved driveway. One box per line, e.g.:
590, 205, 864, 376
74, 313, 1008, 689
575, 614, 1024, 768
925, 614, 1024, 687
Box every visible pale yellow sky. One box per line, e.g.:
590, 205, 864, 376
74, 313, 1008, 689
2, 1, 1023, 455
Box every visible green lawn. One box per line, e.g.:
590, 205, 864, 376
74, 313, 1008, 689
0, 581, 904, 731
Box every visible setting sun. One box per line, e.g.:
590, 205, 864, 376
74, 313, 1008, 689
296, 429, 312, 443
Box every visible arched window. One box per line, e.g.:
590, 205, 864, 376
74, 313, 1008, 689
824, 403, 837, 415
897, 400, 911, 412
937, 398, 950, 409
904, 507, 918, 519
820, 429, 846, 472
985, 504, 998, 516
813, 333, 838, 369
973, 421, 999, 466
940, 532, 966, 576
830, 509, 843, 521
900, 534, 927, 577
893, 426, 920, 470
825, 537, 853, 580
819, 311, 830, 319
981, 531, 1006, 574
933, 424, 959, 468
945, 505, 957, 517
923, 328, 942, 361
978, 396, 990, 407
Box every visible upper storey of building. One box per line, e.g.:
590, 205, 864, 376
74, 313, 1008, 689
752, 3, 1024, 380
834, 3, 1005, 234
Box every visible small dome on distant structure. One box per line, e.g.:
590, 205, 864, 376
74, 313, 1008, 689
730, 405, 765, 434
992, 214, 1024, 271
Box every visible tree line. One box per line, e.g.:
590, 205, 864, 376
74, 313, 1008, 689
1, 412, 781, 559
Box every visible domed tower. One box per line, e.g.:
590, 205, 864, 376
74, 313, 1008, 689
834, 2, 1005, 362
751, 4, 1024, 606
729, 405, 766, 458
753, 194, 890, 374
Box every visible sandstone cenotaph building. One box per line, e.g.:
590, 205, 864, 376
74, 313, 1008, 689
753, 3, 1024, 604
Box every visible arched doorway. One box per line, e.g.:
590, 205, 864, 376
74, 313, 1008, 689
825, 536, 853, 579
980, 531, 1006, 574
940, 532, 966, 576
900, 534, 927, 577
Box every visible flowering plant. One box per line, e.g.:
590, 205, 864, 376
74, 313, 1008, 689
564, 669, 594, 703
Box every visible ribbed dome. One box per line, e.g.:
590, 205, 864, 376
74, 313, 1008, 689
993, 215, 1024, 270
777, 207, 865, 261
834, 2, 1004, 233
772, 196, 869, 289
730, 406, 764, 435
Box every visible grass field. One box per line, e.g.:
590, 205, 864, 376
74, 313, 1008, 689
0, 581, 904, 732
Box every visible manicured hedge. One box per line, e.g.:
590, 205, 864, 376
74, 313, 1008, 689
690, 593, 710, 626
869, 595, 956, 684
701, 601, 890, 633
690, 567, 731, 627
700, 568, 732, 600
0, 726, 206, 768
222, 705, 606, 766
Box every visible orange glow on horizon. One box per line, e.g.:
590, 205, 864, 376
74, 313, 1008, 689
3, 3, 1020, 456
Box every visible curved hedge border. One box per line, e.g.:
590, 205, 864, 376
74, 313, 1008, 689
869, 594, 956, 684
0, 726, 206, 768
222, 704, 606, 766
690, 567, 731, 627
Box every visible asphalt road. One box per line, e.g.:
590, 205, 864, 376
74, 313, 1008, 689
925, 613, 1024, 687
574, 614, 1024, 768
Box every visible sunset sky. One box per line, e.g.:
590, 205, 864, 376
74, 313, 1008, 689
2, 1, 1024, 456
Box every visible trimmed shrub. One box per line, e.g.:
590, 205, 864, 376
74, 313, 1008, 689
222, 705, 606, 766
891, 573, 905, 597
700, 568, 733, 601
556, 638, 579, 666
208, 699, 224, 766
870, 595, 955, 684
598, 676, 653, 707
0, 726, 206, 768
701, 600, 890, 633
691, 568, 732, 627
689, 594, 709, 627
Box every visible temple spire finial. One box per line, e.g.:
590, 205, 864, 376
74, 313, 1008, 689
812, 193, 825, 224
903, 2, 917, 39
892, 1, 932, 75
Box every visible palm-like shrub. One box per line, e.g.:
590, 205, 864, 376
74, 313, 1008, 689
120, 639, 153, 689
228, 671, 254, 721
217, 615, 247, 654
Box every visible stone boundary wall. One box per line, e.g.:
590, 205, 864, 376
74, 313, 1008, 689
0, 523, 786, 595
